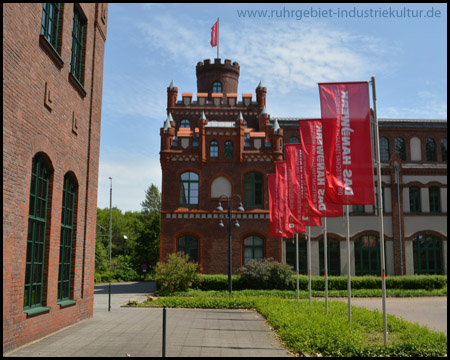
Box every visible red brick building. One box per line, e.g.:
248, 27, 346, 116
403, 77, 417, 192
3, 3, 107, 353
160, 58, 447, 277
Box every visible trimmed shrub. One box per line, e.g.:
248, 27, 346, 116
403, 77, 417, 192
155, 252, 202, 295
239, 258, 295, 290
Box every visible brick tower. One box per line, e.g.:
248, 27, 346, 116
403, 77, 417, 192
160, 59, 283, 274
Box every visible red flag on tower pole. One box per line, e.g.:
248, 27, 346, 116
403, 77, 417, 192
210, 18, 219, 59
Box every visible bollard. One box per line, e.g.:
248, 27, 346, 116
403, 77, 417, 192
108, 282, 111, 312
162, 305, 166, 357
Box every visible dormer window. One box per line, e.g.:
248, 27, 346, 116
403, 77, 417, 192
212, 81, 222, 93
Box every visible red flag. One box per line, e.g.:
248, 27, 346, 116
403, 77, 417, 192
269, 174, 292, 238
319, 82, 375, 205
285, 144, 322, 221
210, 20, 218, 47
298, 119, 343, 218
275, 162, 306, 235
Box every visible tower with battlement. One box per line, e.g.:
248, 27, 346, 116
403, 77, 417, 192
160, 59, 283, 274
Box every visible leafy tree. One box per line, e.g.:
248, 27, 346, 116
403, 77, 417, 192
94, 183, 161, 281
141, 184, 161, 214
134, 211, 160, 272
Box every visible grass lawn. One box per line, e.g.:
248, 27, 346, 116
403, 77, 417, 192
132, 290, 447, 357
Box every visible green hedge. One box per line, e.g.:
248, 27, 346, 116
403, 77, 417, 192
198, 274, 447, 292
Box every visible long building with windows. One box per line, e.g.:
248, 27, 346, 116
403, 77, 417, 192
159, 58, 447, 278
3, 3, 107, 353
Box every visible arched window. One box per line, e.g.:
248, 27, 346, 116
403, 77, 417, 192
179, 172, 199, 206
24, 154, 51, 311
210, 140, 219, 158
243, 235, 264, 265
426, 138, 437, 161
180, 119, 190, 128
380, 137, 390, 162
289, 136, 300, 144
58, 173, 77, 302
429, 187, 441, 213
285, 237, 307, 274
177, 235, 199, 262
409, 186, 421, 213
413, 235, 443, 274
354, 235, 380, 275
212, 81, 222, 93
224, 141, 233, 159
243, 172, 264, 207
394, 137, 406, 161
441, 139, 447, 162
319, 238, 341, 276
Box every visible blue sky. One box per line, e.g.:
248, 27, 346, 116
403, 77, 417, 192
97, 3, 447, 212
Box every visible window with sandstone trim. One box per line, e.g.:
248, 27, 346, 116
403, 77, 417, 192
210, 140, 219, 159
426, 138, 437, 161
380, 137, 390, 162
413, 234, 443, 274
285, 238, 306, 273
354, 235, 380, 275
409, 186, 421, 213
243, 172, 264, 207
179, 172, 199, 206
319, 237, 340, 275
394, 137, 406, 161
177, 235, 198, 262
224, 141, 233, 159
441, 138, 447, 162
243, 235, 264, 265
429, 187, 441, 213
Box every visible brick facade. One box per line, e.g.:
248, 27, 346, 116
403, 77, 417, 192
3, 3, 107, 353
160, 59, 447, 277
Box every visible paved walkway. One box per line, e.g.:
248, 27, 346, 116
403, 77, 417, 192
6, 282, 447, 357
332, 296, 447, 334
6, 282, 292, 357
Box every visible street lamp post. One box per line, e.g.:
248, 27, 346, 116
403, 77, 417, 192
123, 235, 128, 271
108, 177, 112, 312
215, 195, 245, 296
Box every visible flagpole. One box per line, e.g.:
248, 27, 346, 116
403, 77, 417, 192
371, 76, 388, 345
308, 226, 311, 306
217, 17, 219, 59
346, 204, 351, 322
324, 216, 328, 314
295, 233, 299, 301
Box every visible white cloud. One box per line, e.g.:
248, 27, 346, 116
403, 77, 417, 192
133, 12, 392, 98
225, 21, 391, 95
